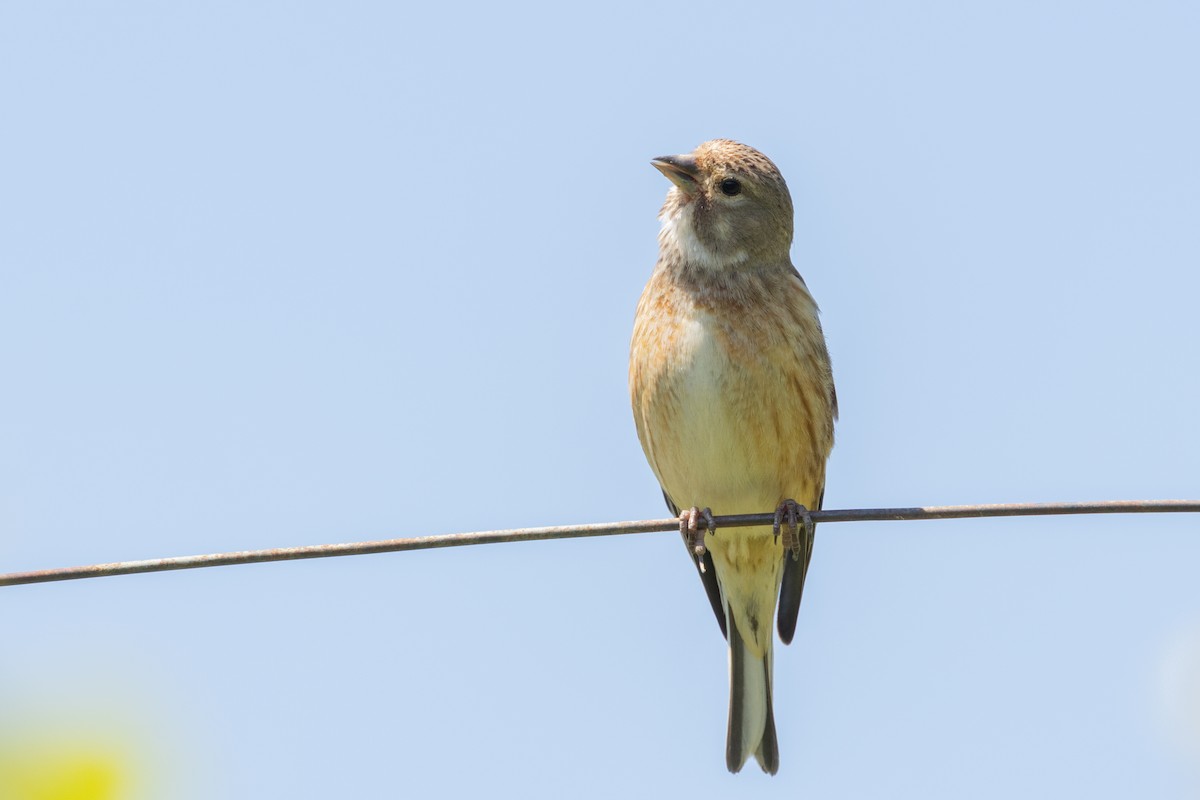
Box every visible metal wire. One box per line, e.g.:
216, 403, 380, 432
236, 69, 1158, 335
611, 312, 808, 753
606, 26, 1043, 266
2, 499, 1198, 588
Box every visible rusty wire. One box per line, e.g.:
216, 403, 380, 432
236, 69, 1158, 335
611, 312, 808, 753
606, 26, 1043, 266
2, 499, 1198, 588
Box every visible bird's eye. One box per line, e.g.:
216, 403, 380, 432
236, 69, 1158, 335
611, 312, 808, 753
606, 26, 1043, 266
719, 178, 742, 196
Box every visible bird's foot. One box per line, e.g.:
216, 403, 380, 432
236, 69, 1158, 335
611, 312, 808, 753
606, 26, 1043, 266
679, 506, 716, 569
773, 499, 814, 562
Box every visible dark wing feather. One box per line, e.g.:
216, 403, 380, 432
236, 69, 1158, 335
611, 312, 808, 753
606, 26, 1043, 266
776, 486, 822, 645
663, 490, 727, 639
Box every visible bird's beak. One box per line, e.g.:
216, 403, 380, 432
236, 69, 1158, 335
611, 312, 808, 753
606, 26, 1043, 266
652, 154, 700, 193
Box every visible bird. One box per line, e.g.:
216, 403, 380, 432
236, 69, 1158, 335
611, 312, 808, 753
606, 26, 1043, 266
629, 139, 836, 774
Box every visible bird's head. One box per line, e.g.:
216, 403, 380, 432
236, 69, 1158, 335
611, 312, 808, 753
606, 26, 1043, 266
652, 139, 794, 271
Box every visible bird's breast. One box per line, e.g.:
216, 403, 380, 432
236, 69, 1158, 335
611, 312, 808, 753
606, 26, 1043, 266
630, 276, 831, 515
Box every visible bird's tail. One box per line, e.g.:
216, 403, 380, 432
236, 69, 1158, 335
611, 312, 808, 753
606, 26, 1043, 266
726, 609, 779, 774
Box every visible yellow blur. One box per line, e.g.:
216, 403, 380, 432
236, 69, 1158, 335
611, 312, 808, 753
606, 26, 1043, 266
0, 739, 130, 800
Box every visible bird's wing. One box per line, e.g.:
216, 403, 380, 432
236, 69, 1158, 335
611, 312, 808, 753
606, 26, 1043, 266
663, 489, 727, 639
776, 485, 822, 645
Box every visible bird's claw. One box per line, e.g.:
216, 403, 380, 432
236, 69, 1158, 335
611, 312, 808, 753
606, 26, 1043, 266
773, 499, 814, 562
679, 506, 716, 570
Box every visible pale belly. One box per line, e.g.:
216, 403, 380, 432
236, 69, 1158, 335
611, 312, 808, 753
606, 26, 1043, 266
641, 312, 823, 518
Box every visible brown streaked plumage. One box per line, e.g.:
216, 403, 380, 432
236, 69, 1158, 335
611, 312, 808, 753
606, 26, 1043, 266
629, 139, 836, 774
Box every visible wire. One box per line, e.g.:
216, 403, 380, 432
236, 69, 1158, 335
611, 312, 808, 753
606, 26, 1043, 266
2, 499, 1197, 588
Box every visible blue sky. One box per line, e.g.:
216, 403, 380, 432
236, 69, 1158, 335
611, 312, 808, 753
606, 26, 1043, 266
2, 1, 1199, 797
